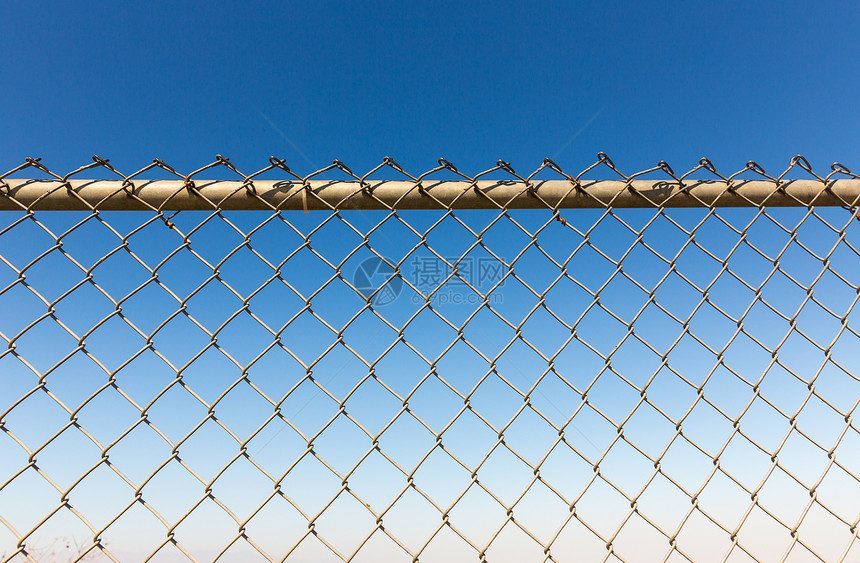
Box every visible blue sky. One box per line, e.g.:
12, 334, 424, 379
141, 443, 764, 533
2, 1, 860, 562
3, 0, 860, 177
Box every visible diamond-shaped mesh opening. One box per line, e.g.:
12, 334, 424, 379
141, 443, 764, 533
1, 156, 859, 561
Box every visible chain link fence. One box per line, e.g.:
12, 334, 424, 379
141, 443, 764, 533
1, 155, 859, 562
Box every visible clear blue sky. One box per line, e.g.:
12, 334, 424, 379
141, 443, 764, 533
2, 0, 859, 176
2, 2, 860, 562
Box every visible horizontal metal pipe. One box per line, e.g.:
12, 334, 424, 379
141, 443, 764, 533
1, 179, 859, 211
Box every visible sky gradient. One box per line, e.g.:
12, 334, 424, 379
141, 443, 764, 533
2, 1, 860, 562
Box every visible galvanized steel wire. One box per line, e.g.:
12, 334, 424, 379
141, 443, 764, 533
1, 155, 859, 562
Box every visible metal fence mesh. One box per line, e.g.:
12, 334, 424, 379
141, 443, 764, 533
1, 155, 859, 562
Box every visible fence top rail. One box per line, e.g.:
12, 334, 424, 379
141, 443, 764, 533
3, 179, 860, 211
3, 155, 860, 210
